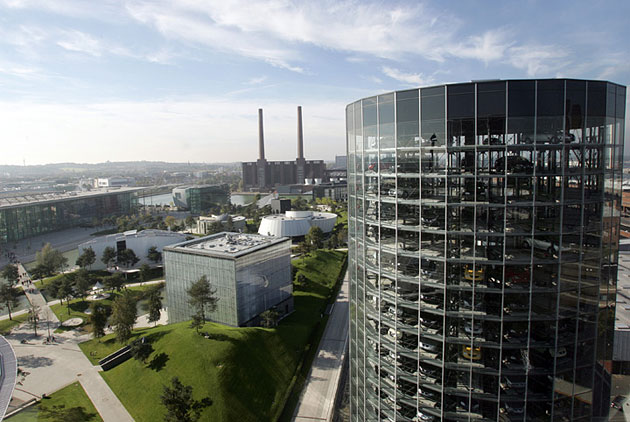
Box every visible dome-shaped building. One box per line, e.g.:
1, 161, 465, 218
258, 210, 337, 238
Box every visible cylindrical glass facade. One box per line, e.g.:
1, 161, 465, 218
347, 79, 625, 422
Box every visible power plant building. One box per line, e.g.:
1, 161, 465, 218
242, 107, 327, 191
347, 79, 625, 421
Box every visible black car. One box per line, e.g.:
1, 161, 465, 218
494, 156, 534, 173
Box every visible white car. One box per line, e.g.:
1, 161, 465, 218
522, 238, 571, 256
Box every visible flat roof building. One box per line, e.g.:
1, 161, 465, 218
0, 188, 139, 244
79, 229, 187, 270
164, 232, 293, 326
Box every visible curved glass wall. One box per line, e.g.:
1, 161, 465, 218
347, 79, 625, 422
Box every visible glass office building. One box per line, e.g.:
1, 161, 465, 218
171, 184, 230, 215
0, 189, 139, 244
164, 232, 293, 326
346, 79, 625, 421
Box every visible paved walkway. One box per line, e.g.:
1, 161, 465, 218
293, 271, 349, 422
7, 263, 135, 422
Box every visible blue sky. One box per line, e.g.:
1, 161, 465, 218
1, 0, 629, 165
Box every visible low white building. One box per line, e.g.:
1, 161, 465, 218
94, 177, 134, 188
258, 210, 337, 238
197, 214, 246, 234
78, 229, 188, 270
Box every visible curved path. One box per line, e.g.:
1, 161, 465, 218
8, 263, 135, 422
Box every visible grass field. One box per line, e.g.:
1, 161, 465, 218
0, 313, 29, 335
78, 249, 347, 422
6, 382, 102, 422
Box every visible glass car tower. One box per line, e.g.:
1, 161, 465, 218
346, 79, 625, 421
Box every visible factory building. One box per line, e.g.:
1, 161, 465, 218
242, 107, 327, 191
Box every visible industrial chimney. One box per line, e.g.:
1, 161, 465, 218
258, 108, 265, 160
297, 106, 304, 160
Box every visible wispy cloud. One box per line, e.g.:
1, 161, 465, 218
381, 66, 433, 86
506, 44, 569, 76
57, 30, 102, 56
246, 75, 267, 85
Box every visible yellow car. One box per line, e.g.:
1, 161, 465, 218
464, 264, 484, 281
462, 346, 482, 361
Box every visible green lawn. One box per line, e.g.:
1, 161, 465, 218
78, 249, 347, 422
0, 313, 29, 335
6, 382, 102, 422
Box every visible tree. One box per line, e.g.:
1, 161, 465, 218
147, 246, 162, 264
139, 263, 151, 282
101, 246, 117, 269
30, 264, 48, 280
76, 247, 96, 270
89, 302, 108, 340
117, 248, 139, 268
1, 264, 19, 285
58, 275, 75, 314
35, 243, 67, 276
260, 309, 280, 328
0, 284, 20, 320
111, 290, 137, 343
104, 273, 125, 292
185, 216, 196, 228
74, 269, 91, 302
190, 313, 204, 334
28, 305, 40, 336
161, 377, 211, 422
130, 339, 154, 363
147, 288, 163, 326
164, 216, 177, 230
186, 276, 219, 321
305, 226, 324, 250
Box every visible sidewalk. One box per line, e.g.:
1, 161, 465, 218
8, 263, 135, 422
293, 271, 349, 422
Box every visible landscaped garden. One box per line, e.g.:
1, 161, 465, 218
78, 249, 347, 422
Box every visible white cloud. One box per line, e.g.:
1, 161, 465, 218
506, 44, 568, 76
381, 66, 433, 86
57, 30, 102, 56
246, 76, 267, 85
122, 0, 554, 72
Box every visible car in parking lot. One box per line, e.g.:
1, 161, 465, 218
494, 156, 533, 173
462, 346, 482, 360
611, 395, 626, 411
464, 320, 483, 336
464, 264, 484, 281
522, 238, 571, 257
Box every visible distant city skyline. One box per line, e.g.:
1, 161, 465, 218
1, 0, 629, 165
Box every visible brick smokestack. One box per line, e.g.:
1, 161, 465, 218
297, 106, 304, 160
258, 108, 265, 160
